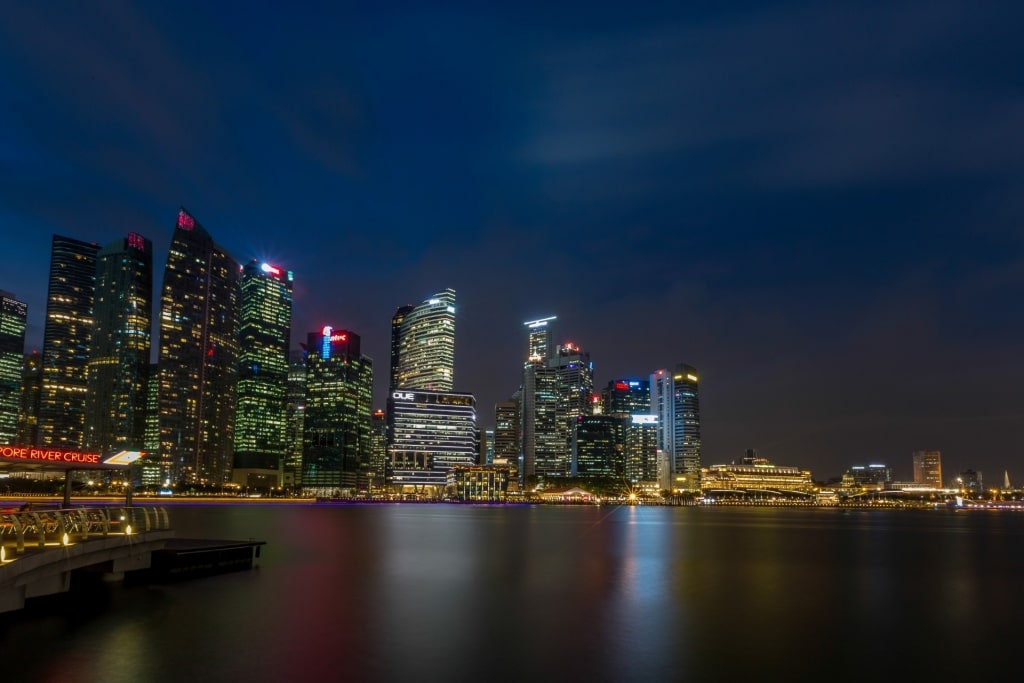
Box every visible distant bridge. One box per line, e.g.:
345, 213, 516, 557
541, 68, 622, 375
0, 506, 173, 613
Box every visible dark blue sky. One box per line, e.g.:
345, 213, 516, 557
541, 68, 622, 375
2, 1, 1022, 482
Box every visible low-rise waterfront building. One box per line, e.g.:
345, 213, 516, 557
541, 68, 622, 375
841, 464, 892, 491
700, 458, 815, 494
537, 486, 599, 503
447, 464, 509, 502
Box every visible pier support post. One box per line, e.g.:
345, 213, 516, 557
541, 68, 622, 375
63, 470, 73, 509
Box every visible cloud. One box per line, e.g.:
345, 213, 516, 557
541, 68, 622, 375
516, 1, 1024, 193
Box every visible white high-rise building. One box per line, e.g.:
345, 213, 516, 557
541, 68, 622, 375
391, 288, 456, 392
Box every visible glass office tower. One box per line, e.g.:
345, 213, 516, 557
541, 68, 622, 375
234, 260, 293, 482
158, 208, 240, 485
84, 233, 153, 456
39, 235, 98, 448
0, 291, 28, 443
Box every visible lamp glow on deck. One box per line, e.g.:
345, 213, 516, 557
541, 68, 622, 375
125, 524, 132, 535
62, 533, 69, 546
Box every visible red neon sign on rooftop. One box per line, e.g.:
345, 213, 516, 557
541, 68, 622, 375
177, 210, 195, 230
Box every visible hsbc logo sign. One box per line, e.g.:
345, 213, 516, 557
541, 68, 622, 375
392, 392, 416, 401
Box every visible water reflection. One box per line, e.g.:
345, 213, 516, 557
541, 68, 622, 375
2, 505, 1024, 681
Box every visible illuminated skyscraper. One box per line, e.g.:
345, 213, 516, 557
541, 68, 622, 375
549, 342, 594, 473
573, 414, 623, 480
482, 429, 495, 465
138, 361, 162, 487
386, 288, 473, 494
650, 364, 701, 490
520, 316, 556, 484
624, 415, 659, 484
494, 398, 520, 480
522, 335, 593, 483
390, 304, 413, 390
302, 328, 373, 494
39, 235, 98, 448
158, 208, 240, 485
369, 409, 387, 490
573, 413, 658, 484
912, 450, 943, 488
233, 260, 293, 485
17, 351, 41, 446
388, 389, 477, 491
391, 289, 456, 391
526, 316, 556, 363
602, 379, 650, 417
673, 365, 701, 480
283, 350, 307, 490
0, 291, 28, 443
83, 233, 153, 456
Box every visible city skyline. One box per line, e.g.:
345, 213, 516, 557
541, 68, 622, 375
2, 2, 1022, 482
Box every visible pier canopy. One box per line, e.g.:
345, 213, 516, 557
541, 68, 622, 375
0, 444, 146, 507
0, 444, 143, 474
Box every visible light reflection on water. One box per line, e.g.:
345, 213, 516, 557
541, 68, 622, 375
2, 505, 1023, 681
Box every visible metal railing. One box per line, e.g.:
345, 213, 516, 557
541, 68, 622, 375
0, 506, 170, 555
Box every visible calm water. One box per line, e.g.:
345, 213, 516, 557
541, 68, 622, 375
2, 504, 1023, 681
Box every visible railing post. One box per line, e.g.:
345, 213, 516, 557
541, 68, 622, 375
13, 515, 25, 554
31, 513, 45, 548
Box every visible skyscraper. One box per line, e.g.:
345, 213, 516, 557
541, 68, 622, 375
386, 288, 474, 495
624, 415, 659, 485
39, 235, 98, 448
369, 409, 387, 491
390, 304, 414, 390
602, 379, 651, 417
521, 333, 594, 484
302, 327, 373, 494
234, 260, 293, 484
0, 291, 28, 443
650, 364, 701, 490
526, 316, 557, 363
283, 349, 308, 490
17, 351, 41, 446
139, 361, 162, 487
494, 398, 520, 480
550, 341, 594, 472
158, 208, 240, 485
388, 389, 477, 490
391, 289, 456, 392
573, 414, 624, 480
84, 233, 153, 456
912, 450, 942, 488
673, 364, 701, 481
520, 316, 556, 484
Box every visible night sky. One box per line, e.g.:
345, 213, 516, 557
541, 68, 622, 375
2, 1, 1022, 482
